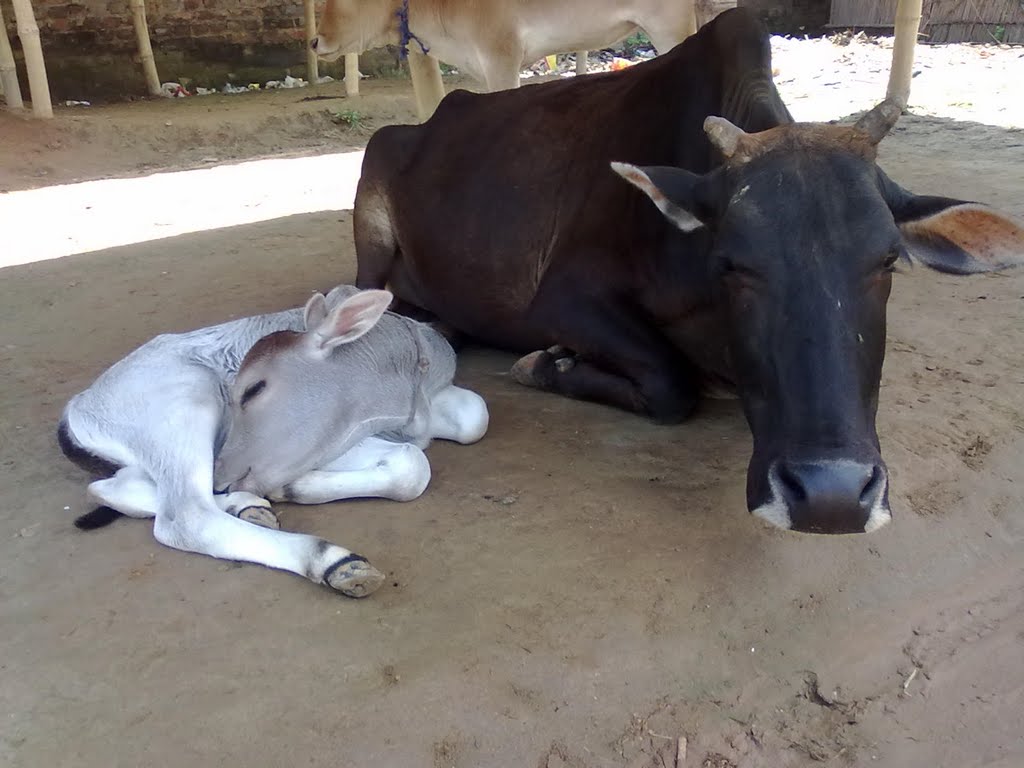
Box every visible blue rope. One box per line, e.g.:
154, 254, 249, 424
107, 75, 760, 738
396, 0, 430, 59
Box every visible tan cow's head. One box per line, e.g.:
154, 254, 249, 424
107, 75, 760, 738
310, 0, 401, 60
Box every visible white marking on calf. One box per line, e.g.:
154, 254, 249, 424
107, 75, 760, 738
60, 286, 490, 597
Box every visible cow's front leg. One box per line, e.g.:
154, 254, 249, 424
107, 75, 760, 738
513, 299, 700, 423
272, 436, 431, 505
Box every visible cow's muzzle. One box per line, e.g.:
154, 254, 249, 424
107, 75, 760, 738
751, 458, 891, 534
309, 37, 344, 62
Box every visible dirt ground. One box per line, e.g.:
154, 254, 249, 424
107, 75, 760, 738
2, 36, 1023, 768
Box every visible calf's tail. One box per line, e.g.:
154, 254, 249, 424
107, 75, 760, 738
57, 417, 125, 530
74, 506, 124, 530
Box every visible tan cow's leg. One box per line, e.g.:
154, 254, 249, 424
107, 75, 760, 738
886, 0, 923, 108
408, 50, 445, 122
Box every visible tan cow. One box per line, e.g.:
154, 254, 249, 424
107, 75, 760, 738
311, 0, 728, 120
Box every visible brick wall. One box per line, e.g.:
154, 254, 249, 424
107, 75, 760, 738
4, 0, 309, 54
1, 0, 328, 100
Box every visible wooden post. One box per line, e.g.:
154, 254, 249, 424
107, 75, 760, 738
575, 49, 588, 76
10, 0, 51, 117
408, 50, 444, 122
303, 0, 319, 83
129, 0, 162, 97
0, 2, 25, 109
886, 0, 923, 108
345, 53, 359, 96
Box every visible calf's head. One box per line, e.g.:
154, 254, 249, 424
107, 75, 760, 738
614, 101, 1024, 534
214, 289, 393, 496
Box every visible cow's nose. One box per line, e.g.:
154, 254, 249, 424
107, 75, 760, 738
309, 37, 319, 52
773, 459, 889, 534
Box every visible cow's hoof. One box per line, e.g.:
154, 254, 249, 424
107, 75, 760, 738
324, 556, 385, 598
511, 350, 549, 387
237, 505, 280, 530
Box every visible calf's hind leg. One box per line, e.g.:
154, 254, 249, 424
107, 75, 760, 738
428, 385, 489, 444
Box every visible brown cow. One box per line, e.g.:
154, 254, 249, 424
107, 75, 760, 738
311, 0, 714, 119
351, 9, 1024, 535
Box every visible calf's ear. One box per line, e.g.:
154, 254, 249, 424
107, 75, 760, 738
308, 289, 393, 353
892, 195, 1024, 274
611, 162, 707, 232
303, 292, 329, 330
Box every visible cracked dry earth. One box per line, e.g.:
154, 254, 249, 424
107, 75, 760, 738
2, 36, 1024, 768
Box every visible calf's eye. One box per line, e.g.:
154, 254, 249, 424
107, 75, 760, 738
240, 380, 267, 407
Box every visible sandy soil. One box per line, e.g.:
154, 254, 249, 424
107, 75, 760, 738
1, 36, 1023, 768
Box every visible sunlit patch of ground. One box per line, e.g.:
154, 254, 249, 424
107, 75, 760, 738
0, 151, 364, 267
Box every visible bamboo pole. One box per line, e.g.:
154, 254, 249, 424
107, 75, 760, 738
886, 0, 924, 108
345, 53, 359, 96
10, 0, 50, 117
0, 2, 25, 109
303, 0, 319, 82
129, 0, 162, 97
575, 49, 588, 76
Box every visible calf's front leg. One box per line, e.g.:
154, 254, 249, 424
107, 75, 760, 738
273, 436, 431, 505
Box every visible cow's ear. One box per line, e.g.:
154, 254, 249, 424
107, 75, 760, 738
309, 289, 393, 353
611, 162, 707, 232
889, 193, 1024, 275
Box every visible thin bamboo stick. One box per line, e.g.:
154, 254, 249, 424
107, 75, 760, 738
303, 0, 318, 82
345, 53, 359, 96
886, 0, 924, 108
0, 2, 25, 109
575, 49, 588, 76
10, 0, 50, 117
129, 0, 162, 97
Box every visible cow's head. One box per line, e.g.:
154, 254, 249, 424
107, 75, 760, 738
214, 289, 393, 496
310, 0, 398, 60
613, 101, 1024, 534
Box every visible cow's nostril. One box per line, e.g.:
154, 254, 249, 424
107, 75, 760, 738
771, 459, 886, 533
777, 462, 808, 504
310, 37, 319, 51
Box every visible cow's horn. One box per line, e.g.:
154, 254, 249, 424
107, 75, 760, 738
704, 116, 748, 158
854, 99, 903, 144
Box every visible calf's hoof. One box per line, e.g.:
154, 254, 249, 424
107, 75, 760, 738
323, 555, 385, 598
237, 505, 280, 530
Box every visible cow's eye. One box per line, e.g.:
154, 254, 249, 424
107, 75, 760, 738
240, 380, 267, 407
882, 248, 902, 271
